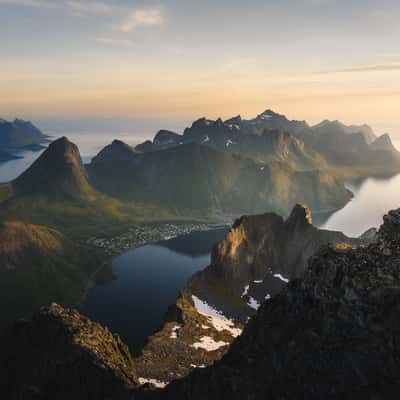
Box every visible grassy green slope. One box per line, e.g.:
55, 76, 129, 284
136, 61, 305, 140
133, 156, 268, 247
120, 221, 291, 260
0, 221, 105, 331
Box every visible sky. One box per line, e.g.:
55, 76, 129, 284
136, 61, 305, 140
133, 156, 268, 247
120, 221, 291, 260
0, 0, 400, 136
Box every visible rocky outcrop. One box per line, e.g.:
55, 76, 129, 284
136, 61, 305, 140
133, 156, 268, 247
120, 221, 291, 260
136, 296, 242, 385
159, 207, 400, 400
0, 303, 139, 400
188, 204, 364, 321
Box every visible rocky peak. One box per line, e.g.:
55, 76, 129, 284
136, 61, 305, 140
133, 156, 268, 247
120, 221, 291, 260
370, 133, 396, 152
286, 203, 313, 228
153, 130, 181, 145
14, 136, 91, 200
191, 117, 215, 129
0, 303, 139, 400
224, 115, 242, 125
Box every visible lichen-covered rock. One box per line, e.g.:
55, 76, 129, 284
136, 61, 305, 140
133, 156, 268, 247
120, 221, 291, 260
159, 208, 400, 400
0, 303, 139, 400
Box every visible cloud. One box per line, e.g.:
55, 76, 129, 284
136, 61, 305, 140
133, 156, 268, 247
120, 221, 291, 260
66, 1, 113, 15
119, 6, 164, 32
0, 0, 56, 8
319, 62, 400, 74
96, 37, 133, 47
0, 0, 114, 14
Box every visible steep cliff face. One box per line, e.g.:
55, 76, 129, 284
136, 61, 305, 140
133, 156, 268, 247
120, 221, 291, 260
160, 208, 400, 400
188, 204, 362, 321
0, 303, 139, 400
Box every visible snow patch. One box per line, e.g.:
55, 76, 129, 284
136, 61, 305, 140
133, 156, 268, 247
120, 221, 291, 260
260, 166, 265, 171
254, 280, 263, 284
192, 295, 242, 337
139, 378, 167, 388
265, 294, 271, 300
203, 135, 210, 143
273, 273, 289, 283
247, 296, 261, 310
241, 285, 250, 297
226, 139, 236, 147
191, 336, 229, 351
170, 325, 180, 339
260, 114, 272, 120
190, 363, 206, 369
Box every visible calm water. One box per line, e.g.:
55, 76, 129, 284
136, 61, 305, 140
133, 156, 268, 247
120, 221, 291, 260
321, 175, 400, 237
80, 228, 228, 354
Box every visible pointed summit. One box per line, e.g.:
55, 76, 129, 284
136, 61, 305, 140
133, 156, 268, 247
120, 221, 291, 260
286, 204, 313, 228
370, 133, 396, 152
14, 136, 92, 200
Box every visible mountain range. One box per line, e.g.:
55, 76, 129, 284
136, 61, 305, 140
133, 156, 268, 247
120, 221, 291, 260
136, 109, 400, 179
88, 139, 351, 218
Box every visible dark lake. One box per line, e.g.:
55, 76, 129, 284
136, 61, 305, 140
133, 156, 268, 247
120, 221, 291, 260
79, 228, 228, 355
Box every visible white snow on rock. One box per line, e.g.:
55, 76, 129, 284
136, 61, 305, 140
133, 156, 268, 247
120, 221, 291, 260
203, 135, 210, 143
192, 295, 242, 337
241, 285, 250, 297
260, 166, 265, 171
170, 325, 180, 339
190, 363, 206, 369
265, 294, 271, 300
260, 114, 272, 120
247, 296, 261, 310
254, 280, 263, 284
226, 139, 236, 147
191, 336, 229, 351
273, 273, 289, 283
139, 378, 167, 388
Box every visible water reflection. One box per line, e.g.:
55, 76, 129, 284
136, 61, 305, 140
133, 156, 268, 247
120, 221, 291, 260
321, 174, 400, 237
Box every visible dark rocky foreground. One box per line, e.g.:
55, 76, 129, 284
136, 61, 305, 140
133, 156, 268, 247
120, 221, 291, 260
1, 208, 400, 399
158, 209, 400, 399
0, 304, 140, 400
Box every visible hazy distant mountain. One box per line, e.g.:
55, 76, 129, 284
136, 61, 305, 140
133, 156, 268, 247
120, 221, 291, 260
89, 140, 351, 217
0, 118, 48, 149
135, 109, 400, 179
370, 133, 396, 152
312, 120, 377, 144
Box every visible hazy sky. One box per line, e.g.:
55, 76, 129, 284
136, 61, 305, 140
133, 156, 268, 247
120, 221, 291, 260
1, 0, 399, 135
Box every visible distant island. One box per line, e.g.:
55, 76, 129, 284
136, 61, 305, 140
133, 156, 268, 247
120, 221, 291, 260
0, 118, 49, 163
